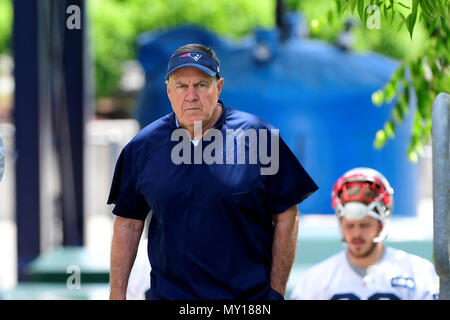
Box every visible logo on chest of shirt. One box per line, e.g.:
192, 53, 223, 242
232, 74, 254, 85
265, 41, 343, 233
390, 276, 416, 290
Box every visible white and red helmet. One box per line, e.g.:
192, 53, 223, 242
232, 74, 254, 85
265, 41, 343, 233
331, 167, 394, 241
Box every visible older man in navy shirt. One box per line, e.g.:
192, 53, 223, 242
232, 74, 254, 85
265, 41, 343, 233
108, 43, 318, 300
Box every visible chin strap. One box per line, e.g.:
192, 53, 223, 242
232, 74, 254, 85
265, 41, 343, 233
373, 220, 389, 243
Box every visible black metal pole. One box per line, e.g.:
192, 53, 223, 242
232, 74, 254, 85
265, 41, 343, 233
62, 0, 86, 246
51, 0, 86, 246
13, 0, 41, 281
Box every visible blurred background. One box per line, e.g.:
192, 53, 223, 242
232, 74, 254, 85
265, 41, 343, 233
0, 0, 447, 299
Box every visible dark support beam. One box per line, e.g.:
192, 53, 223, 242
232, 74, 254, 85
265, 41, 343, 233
13, 0, 41, 281
57, 0, 86, 246
14, 0, 88, 280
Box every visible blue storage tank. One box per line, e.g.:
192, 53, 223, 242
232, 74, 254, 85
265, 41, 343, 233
135, 12, 417, 216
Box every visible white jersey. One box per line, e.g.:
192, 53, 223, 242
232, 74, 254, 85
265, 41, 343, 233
291, 247, 439, 300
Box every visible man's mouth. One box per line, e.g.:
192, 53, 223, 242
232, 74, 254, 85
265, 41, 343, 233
184, 106, 201, 111
351, 238, 365, 246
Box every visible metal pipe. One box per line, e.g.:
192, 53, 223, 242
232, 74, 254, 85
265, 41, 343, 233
432, 92, 450, 300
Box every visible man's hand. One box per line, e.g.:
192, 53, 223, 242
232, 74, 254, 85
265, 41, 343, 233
110, 216, 145, 300
270, 204, 299, 297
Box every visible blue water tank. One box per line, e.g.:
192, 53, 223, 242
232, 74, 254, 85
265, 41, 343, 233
135, 13, 417, 216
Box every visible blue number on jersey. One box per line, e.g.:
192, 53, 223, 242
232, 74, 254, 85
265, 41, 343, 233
331, 292, 401, 300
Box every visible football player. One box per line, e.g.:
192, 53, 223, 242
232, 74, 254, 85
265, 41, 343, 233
291, 167, 439, 300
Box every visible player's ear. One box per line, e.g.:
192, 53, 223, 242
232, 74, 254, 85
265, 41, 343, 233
377, 220, 384, 234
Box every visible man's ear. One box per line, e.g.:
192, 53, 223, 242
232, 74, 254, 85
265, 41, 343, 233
216, 78, 224, 95
165, 79, 170, 96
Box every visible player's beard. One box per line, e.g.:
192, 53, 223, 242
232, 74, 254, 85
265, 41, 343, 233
347, 238, 378, 259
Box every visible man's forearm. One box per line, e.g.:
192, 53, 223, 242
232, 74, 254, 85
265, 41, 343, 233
110, 216, 144, 300
270, 205, 299, 297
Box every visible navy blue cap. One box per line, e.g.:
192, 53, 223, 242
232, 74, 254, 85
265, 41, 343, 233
166, 51, 220, 79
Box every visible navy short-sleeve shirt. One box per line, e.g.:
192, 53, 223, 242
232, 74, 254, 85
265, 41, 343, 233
107, 101, 318, 300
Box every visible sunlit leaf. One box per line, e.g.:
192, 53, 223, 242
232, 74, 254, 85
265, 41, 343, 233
384, 81, 397, 102
372, 90, 384, 106
374, 129, 387, 149
408, 149, 418, 162
398, 2, 411, 9
384, 120, 396, 138
393, 101, 405, 123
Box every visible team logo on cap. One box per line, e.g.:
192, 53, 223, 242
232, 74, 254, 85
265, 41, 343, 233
179, 53, 202, 61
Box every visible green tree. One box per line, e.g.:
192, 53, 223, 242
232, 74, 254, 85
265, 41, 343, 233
332, 0, 449, 161
0, 0, 12, 55
87, 0, 274, 98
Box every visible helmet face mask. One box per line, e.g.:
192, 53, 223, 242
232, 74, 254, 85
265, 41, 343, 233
331, 168, 394, 242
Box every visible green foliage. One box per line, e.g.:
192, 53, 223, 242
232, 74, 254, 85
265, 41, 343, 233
88, 0, 275, 98
334, 0, 449, 161
0, 0, 12, 55
288, 0, 427, 61
0, 0, 447, 161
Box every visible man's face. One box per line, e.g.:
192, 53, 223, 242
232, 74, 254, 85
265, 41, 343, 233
166, 67, 224, 130
341, 215, 383, 259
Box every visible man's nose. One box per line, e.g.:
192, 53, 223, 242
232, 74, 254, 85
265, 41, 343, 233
352, 226, 362, 237
185, 85, 198, 101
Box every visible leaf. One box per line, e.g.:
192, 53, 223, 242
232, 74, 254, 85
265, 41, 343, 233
396, 18, 406, 32
393, 100, 405, 123
398, 2, 411, 9
408, 148, 418, 162
441, 16, 448, 35
423, 118, 432, 143
384, 81, 397, 102
415, 140, 424, 156
384, 120, 396, 138
406, 14, 414, 39
358, 0, 365, 22
407, 0, 419, 39
372, 90, 384, 106
419, 0, 437, 18
399, 95, 410, 114
327, 9, 334, 25
335, 0, 342, 13
374, 129, 387, 149
341, 0, 352, 12
392, 65, 405, 82
433, 0, 446, 17
351, 0, 358, 14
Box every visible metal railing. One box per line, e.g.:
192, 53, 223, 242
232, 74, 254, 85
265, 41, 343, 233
432, 92, 450, 300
